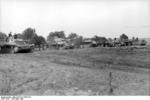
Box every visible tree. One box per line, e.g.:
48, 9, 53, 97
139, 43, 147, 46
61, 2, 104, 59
135, 37, 139, 41
92, 35, 99, 42
0, 32, 7, 40
22, 28, 36, 41
68, 33, 78, 40
47, 31, 66, 41
37, 36, 46, 44
31, 35, 46, 45
31, 35, 46, 50
92, 35, 107, 44
120, 34, 128, 40
73, 36, 83, 48
140, 39, 147, 46
108, 38, 113, 42
132, 37, 135, 40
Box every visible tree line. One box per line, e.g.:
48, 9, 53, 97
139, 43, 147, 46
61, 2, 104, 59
0, 27, 147, 47
0, 28, 46, 47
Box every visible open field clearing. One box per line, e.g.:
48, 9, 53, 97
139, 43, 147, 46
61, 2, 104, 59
0, 47, 150, 95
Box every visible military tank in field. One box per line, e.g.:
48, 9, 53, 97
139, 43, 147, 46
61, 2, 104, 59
0, 34, 34, 53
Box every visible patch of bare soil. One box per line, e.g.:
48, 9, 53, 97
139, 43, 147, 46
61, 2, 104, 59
0, 47, 150, 95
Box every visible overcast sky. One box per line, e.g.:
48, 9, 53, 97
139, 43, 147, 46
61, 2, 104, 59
0, 0, 150, 38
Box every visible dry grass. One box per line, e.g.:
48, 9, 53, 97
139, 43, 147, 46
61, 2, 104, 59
0, 46, 150, 95
36, 47, 150, 71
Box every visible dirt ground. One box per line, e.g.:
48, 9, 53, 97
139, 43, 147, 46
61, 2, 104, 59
0, 47, 150, 95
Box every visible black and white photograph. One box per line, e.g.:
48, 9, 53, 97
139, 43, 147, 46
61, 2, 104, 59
0, 0, 150, 96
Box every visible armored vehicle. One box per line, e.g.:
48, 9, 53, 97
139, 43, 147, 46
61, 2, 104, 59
12, 39, 34, 53
0, 38, 34, 53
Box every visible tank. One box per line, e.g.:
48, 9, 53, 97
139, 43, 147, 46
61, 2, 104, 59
0, 43, 16, 53
0, 38, 34, 53
12, 39, 34, 53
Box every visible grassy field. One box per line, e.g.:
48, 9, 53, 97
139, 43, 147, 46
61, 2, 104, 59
0, 46, 150, 95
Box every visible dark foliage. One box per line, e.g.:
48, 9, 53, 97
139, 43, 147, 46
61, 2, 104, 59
120, 34, 129, 40
22, 28, 36, 40
47, 31, 66, 42
0, 32, 7, 40
92, 35, 107, 44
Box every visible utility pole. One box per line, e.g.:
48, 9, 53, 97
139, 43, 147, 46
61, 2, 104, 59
108, 64, 114, 95
109, 71, 113, 95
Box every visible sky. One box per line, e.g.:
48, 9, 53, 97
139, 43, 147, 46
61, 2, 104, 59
0, 0, 150, 38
